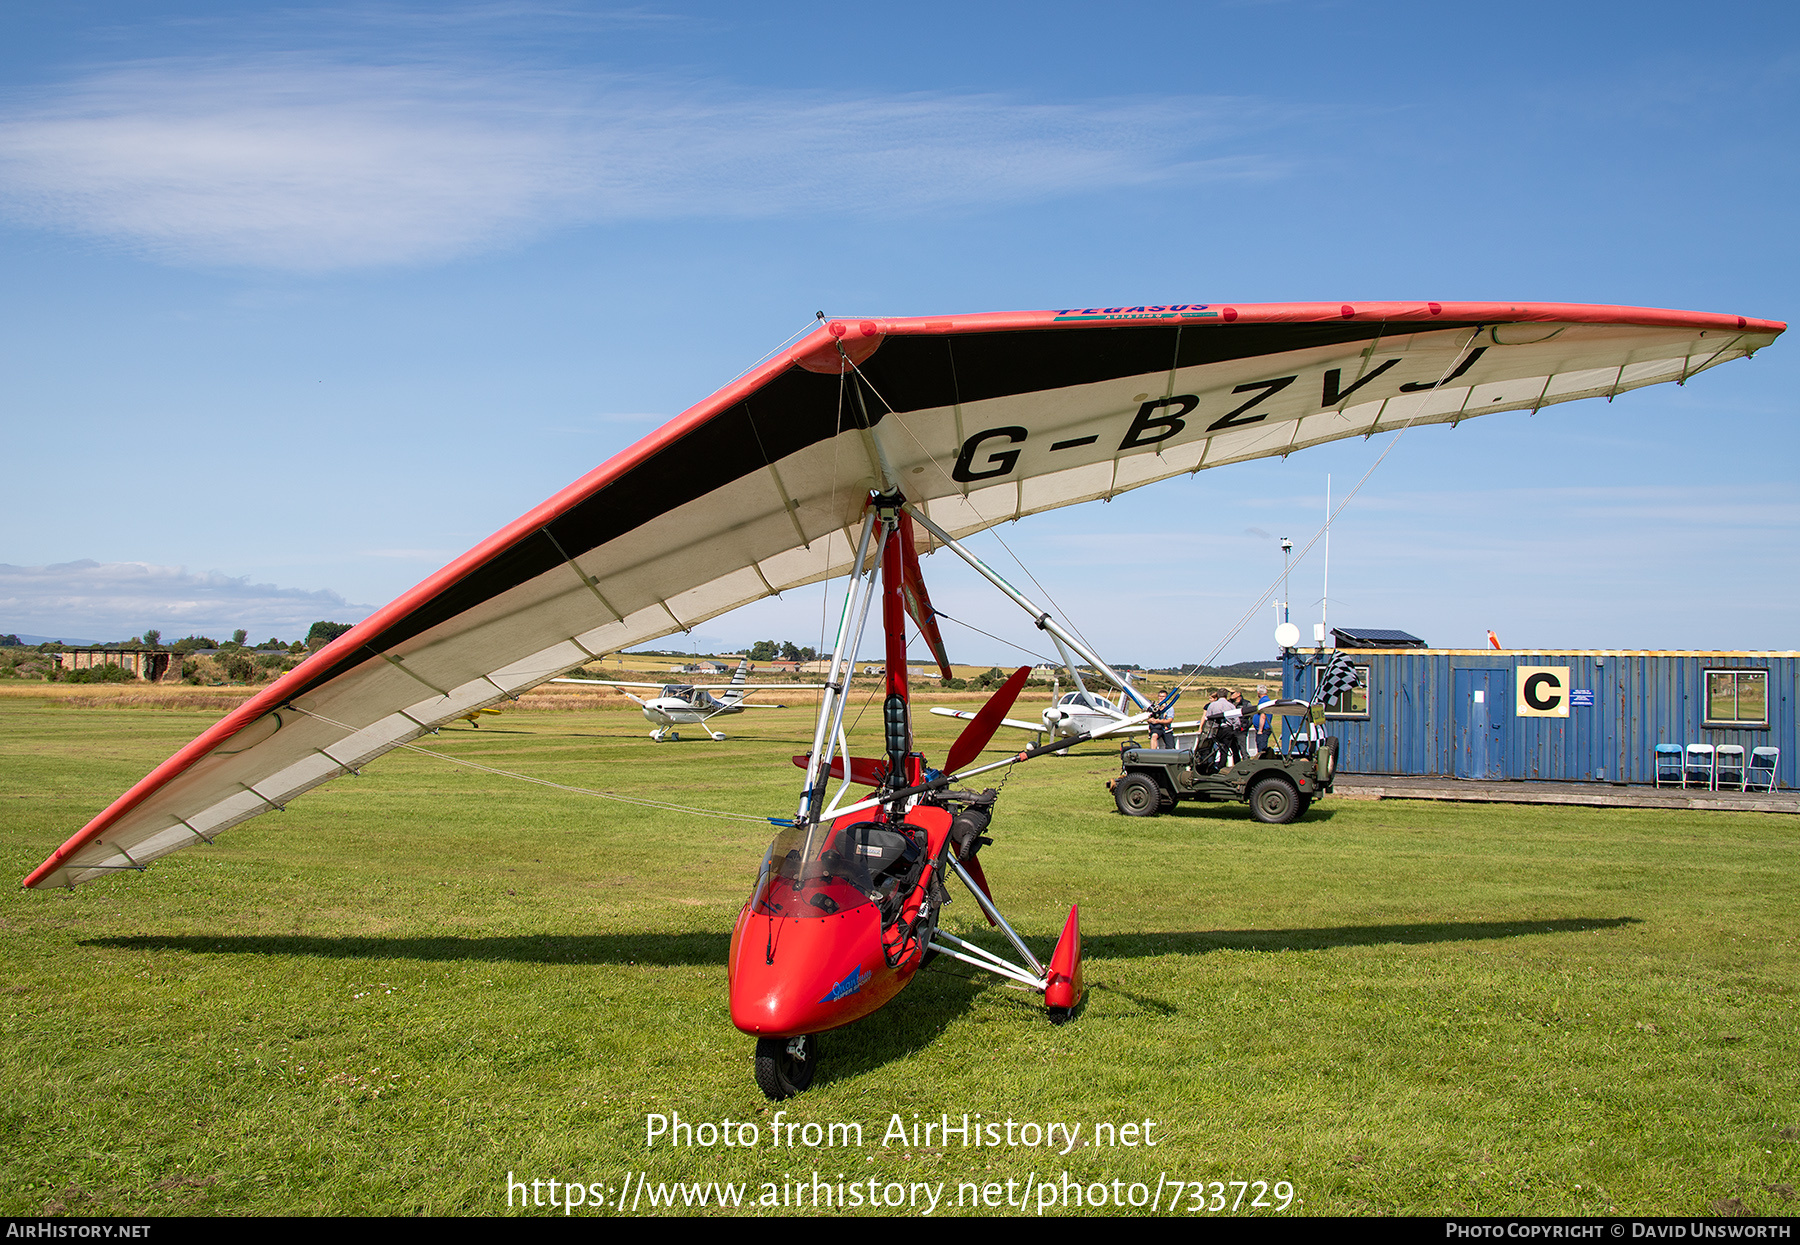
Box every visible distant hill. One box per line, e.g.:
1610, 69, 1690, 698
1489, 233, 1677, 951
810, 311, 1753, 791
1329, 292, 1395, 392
1150, 659, 1288, 683
4, 633, 97, 646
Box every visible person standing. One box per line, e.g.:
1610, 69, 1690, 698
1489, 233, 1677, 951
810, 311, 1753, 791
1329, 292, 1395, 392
1209, 690, 1246, 767
1146, 699, 1175, 750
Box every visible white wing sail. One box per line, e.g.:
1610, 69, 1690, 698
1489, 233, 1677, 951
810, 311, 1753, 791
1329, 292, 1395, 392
28, 300, 1782, 887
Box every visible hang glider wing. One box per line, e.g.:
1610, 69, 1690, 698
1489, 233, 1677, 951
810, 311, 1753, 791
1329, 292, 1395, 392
28, 300, 1783, 888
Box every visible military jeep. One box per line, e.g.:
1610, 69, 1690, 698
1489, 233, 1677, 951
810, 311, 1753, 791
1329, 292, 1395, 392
1106, 699, 1338, 824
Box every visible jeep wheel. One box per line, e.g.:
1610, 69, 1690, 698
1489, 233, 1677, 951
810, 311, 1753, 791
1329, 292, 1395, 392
1249, 776, 1300, 824
1115, 773, 1162, 817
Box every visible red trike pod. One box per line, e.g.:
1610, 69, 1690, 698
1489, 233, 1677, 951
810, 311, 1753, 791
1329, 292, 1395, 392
1044, 904, 1084, 1019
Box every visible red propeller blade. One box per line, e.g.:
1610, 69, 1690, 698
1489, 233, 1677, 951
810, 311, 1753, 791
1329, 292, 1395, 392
791, 754, 889, 787
944, 665, 1032, 774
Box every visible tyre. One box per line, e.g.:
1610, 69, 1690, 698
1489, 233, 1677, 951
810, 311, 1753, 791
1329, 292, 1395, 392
1114, 772, 1162, 817
754, 1034, 818, 1100
1248, 776, 1300, 824
1316, 736, 1340, 786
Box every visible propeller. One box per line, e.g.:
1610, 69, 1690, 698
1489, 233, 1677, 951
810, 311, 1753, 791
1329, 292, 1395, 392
944, 666, 1033, 775
791, 754, 889, 787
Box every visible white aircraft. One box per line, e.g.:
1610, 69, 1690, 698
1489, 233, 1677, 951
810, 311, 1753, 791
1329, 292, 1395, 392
554, 659, 816, 741
931, 635, 1198, 745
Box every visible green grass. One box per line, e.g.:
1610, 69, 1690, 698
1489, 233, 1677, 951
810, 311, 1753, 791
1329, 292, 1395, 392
2, 697, 1796, 1216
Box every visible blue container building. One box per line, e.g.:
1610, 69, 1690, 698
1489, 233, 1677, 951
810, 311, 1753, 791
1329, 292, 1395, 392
1279, 649, 1796, 790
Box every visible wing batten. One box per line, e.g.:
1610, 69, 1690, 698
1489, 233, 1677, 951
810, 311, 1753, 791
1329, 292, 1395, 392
26, 301, 1783, 889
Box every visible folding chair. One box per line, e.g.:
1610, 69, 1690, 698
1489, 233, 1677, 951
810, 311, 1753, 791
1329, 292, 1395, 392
1714, 745, 1746, 792
1684, 743, 1715, 790
1747, 747, 1780, 793
1654, 744, 1684, 788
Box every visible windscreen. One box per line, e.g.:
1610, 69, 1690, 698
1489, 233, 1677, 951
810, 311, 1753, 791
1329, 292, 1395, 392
749, 820, 921, 919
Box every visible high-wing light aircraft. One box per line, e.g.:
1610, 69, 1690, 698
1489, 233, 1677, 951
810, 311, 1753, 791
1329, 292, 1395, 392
26, 300, 1782, 1090
552, 658, 815, 740
933, 648, 1199, 745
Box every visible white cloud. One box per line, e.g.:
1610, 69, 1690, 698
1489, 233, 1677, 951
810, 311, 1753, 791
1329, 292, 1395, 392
0, 560, 371, 642
0, 56, 1281, 270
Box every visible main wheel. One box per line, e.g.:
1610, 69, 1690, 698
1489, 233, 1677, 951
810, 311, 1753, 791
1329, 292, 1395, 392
754, 1034, 818, 1100
1248, 776, 1300, 824
1114, 773, 1162, 817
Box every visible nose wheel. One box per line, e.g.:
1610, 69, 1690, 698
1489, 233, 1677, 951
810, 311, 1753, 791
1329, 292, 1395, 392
753, 1034, 817, 1100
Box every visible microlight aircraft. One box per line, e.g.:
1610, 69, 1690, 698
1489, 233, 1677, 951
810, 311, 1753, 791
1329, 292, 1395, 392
552, 658, 815, 740
26, 301, 1783, 1091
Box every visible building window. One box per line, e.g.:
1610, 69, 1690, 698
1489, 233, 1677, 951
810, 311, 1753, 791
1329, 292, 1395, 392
1704, 669, 1768, 728
1322, 664, 1371, 718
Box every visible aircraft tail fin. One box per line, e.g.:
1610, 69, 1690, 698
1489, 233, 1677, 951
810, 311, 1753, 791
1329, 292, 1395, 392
1044, 904, 1084, 1014
718, 658, 750, 703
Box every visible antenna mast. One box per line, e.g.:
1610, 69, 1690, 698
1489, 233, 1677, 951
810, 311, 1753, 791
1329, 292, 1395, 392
1321, 474, 1331, 648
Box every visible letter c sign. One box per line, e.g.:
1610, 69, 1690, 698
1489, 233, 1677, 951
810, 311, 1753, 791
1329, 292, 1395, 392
1515, 666, 1570, 717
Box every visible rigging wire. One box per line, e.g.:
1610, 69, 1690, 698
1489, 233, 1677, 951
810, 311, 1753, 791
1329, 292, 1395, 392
980, 523, 1103, 659
284, 705, 773, 826
818, 317, 1483, 706
1169, 327, 1487, 694
836, 343, 1108, 668
728, 315, 827, 385
815, 318, 849, 683
932, 608, 1057, 669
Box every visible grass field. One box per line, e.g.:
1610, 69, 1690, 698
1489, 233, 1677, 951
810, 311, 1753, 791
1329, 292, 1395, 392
2, 692, 1796, 1217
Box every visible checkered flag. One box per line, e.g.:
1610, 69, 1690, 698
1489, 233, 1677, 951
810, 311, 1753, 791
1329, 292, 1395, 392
1315, 652, 1363, 704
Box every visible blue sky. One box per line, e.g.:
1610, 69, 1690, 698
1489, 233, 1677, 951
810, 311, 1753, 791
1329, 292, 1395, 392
2, 2, 1794, 666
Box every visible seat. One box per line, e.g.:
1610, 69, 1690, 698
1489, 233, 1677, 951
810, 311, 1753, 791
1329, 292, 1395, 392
1747, 747, 1780, 793
1714, 745, 1746, 792
1653, 744, 1684, 788
1684, 743, 1715, 790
